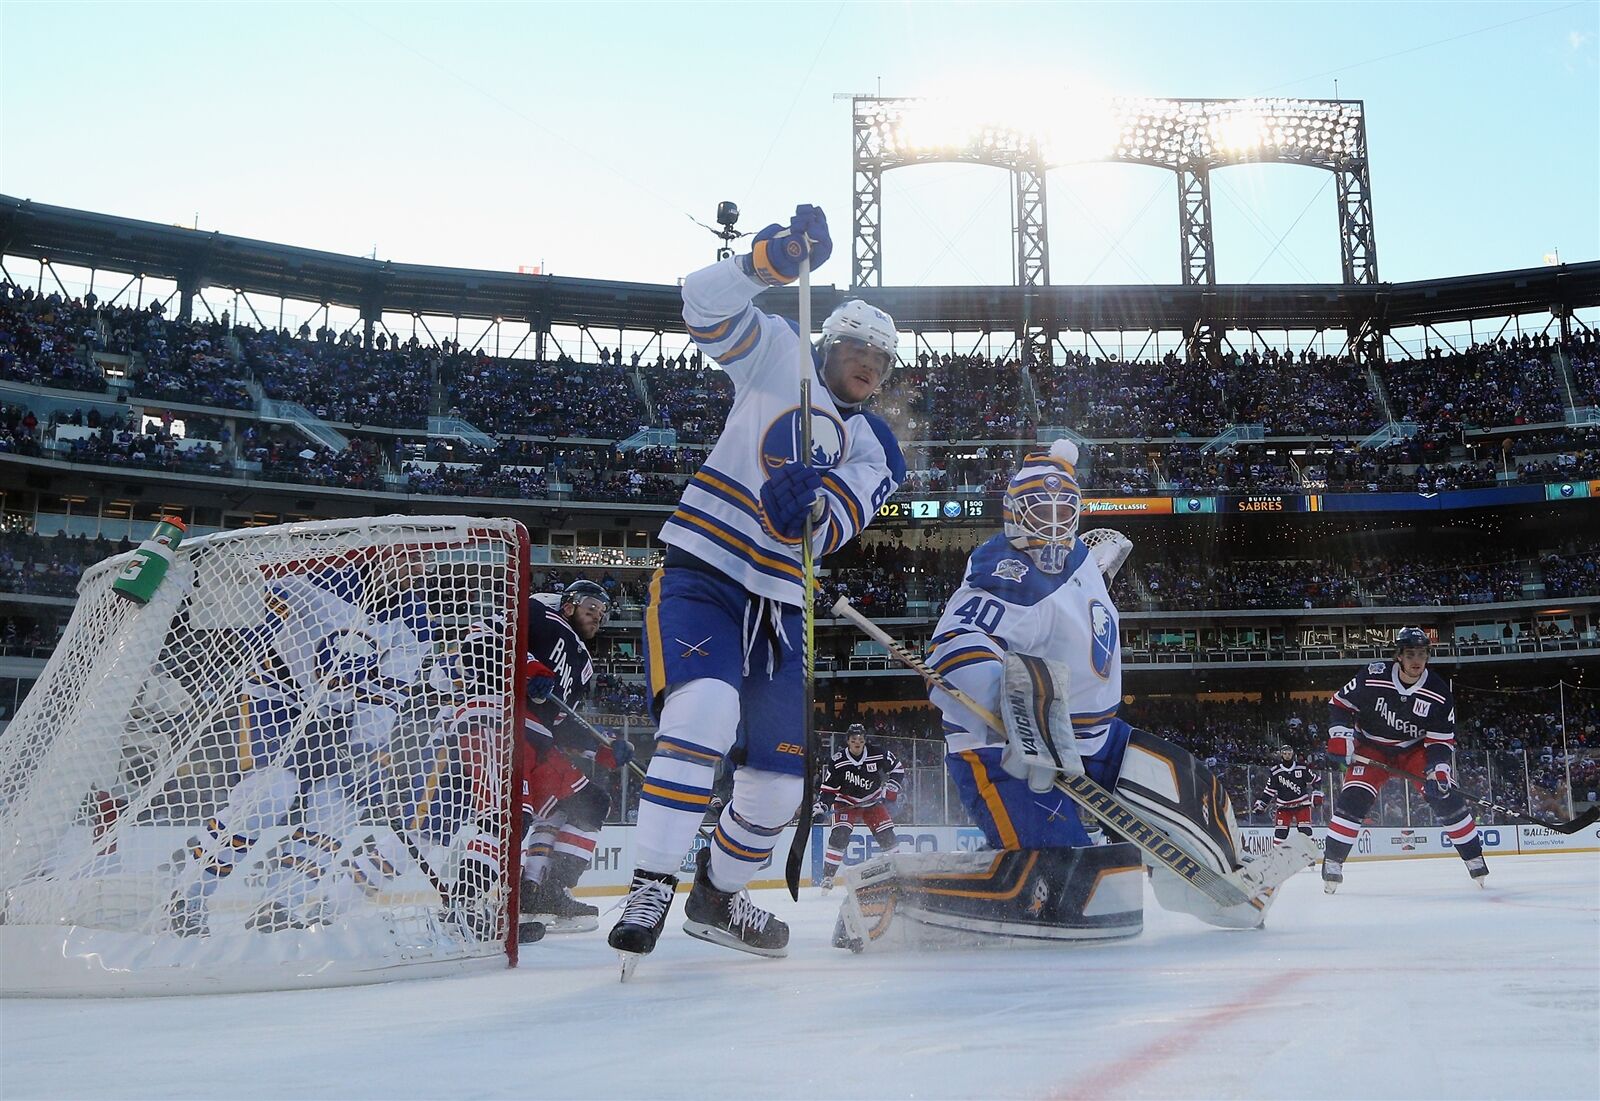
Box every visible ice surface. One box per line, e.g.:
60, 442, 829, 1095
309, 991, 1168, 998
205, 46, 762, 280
3, 854, 1596, 1100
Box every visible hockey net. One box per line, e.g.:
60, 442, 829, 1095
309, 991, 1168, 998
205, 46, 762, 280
0, 516, 528, 995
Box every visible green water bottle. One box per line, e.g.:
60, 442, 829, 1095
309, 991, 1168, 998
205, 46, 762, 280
112, 517, 187, 604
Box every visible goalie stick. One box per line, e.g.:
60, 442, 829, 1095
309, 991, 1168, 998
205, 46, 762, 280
544, 689, 649, 781
1352, 755, 1600, 835
831, 596, 1263, 908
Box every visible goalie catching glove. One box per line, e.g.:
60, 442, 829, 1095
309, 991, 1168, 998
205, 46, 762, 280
1078, 528, 1133, 583
1000, 652, 1083, 793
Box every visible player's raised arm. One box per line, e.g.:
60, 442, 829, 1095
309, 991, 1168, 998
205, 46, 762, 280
680, 205, 831, 386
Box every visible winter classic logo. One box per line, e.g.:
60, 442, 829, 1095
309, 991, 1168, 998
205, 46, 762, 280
1389, 829, 1430, 851
1088, 600, 1117, 679
760, 406, 847, 474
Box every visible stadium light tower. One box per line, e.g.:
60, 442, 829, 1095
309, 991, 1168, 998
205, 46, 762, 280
849, 94, 1379, 365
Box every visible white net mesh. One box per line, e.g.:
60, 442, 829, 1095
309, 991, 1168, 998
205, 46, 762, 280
0, 516, 527, 995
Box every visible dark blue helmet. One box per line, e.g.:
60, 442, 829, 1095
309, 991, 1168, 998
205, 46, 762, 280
1395, 627, 1430, 653
560, 579, 610, 610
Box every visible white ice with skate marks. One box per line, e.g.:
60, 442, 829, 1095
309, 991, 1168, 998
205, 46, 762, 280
3, 854, 1596, 1100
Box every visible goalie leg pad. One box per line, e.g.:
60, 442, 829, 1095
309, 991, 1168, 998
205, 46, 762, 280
1111, 726, 1242, 874
1111, 726, 1295, 927
834, 845, 1144, 952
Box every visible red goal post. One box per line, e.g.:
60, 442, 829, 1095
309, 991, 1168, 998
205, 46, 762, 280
0, 515, 531, 996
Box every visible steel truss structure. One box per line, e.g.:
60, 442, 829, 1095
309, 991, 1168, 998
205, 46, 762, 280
848, 95, 1381, 363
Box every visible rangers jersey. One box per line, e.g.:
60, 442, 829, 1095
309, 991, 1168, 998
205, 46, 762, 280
819, 745, 904, 809
927, 534, 1121, 757
663, 256, 906, 606
1260, 762, 1322, 810
1328, 660, 1456, 755
526, 595, 594, 751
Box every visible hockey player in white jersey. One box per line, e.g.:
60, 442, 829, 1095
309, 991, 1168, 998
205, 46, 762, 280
608, 204, 905, 971
837, 441, 1306, 950
169, 553, 438, 935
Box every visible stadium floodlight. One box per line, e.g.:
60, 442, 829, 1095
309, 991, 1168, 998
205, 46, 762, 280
850, 93, 1377, 288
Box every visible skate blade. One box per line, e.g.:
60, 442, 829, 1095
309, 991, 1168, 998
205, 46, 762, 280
539, 915, 600, 934
618, 951, 643, 982
681, 919, 788, 958
1323, 882, 1340, 895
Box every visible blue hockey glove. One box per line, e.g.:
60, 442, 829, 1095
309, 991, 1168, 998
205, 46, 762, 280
748, 204, 832, 285
596, 733, 634, 771
524, 657, 555, 704
760, 461, 825, 541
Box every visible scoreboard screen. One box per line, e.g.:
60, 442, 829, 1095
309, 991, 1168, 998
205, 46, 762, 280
876, 497, 990, 523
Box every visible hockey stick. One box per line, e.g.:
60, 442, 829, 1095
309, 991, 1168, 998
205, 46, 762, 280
1351, 755, 1600, 835
830, 597, 1257, 908
785, 247, 818, 901
544, 690, 649, 781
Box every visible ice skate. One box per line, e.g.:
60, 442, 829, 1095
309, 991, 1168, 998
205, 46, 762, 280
1321, 858, 1344, 895
681, 845, 788, 958
528, 882, 600, 933
607, 869, 678, 981
819, 875, 835, 894
1464, 855, 1488, 887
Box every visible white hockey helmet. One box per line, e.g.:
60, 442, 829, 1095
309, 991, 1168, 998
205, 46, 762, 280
1002, 439, 1082, 574
820, 299, 898, 390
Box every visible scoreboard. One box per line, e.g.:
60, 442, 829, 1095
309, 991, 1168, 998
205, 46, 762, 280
875, 498, 990, 522
869, 483, 1599, 526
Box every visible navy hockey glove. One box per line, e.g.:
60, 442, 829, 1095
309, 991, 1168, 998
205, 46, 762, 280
748, 204, 832, 285
524, 657, 555, 704
760, 461, 825, 541
1424, 761, 1452, 801
596, 731, 634, 772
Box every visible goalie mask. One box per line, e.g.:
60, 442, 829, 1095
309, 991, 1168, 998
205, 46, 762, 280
1002, 440, 1082, 574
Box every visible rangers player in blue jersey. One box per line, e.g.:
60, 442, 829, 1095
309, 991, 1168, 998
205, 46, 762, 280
1322, 628, 1487, 892
608, 204, 905, 969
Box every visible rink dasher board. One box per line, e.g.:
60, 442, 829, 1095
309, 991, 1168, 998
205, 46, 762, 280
567, 821, 1598, 895
22, 822, 1591, 902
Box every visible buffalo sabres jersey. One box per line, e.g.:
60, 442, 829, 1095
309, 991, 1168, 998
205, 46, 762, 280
819, 745, 904, 808
1261, 762, 1321, 810
928, 534, 1121, 757
525, 594, 594, 749
663, 256, 906, 606
245, 568, 434, 716
1329, 660, 1456, 752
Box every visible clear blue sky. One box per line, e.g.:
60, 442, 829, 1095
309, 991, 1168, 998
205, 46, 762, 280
2, 1, 1596, 289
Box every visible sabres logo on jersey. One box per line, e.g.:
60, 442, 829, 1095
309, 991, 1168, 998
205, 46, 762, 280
760, 406, 846, 473
993, 558, 1030, 583
1089, 600, 1116, 680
